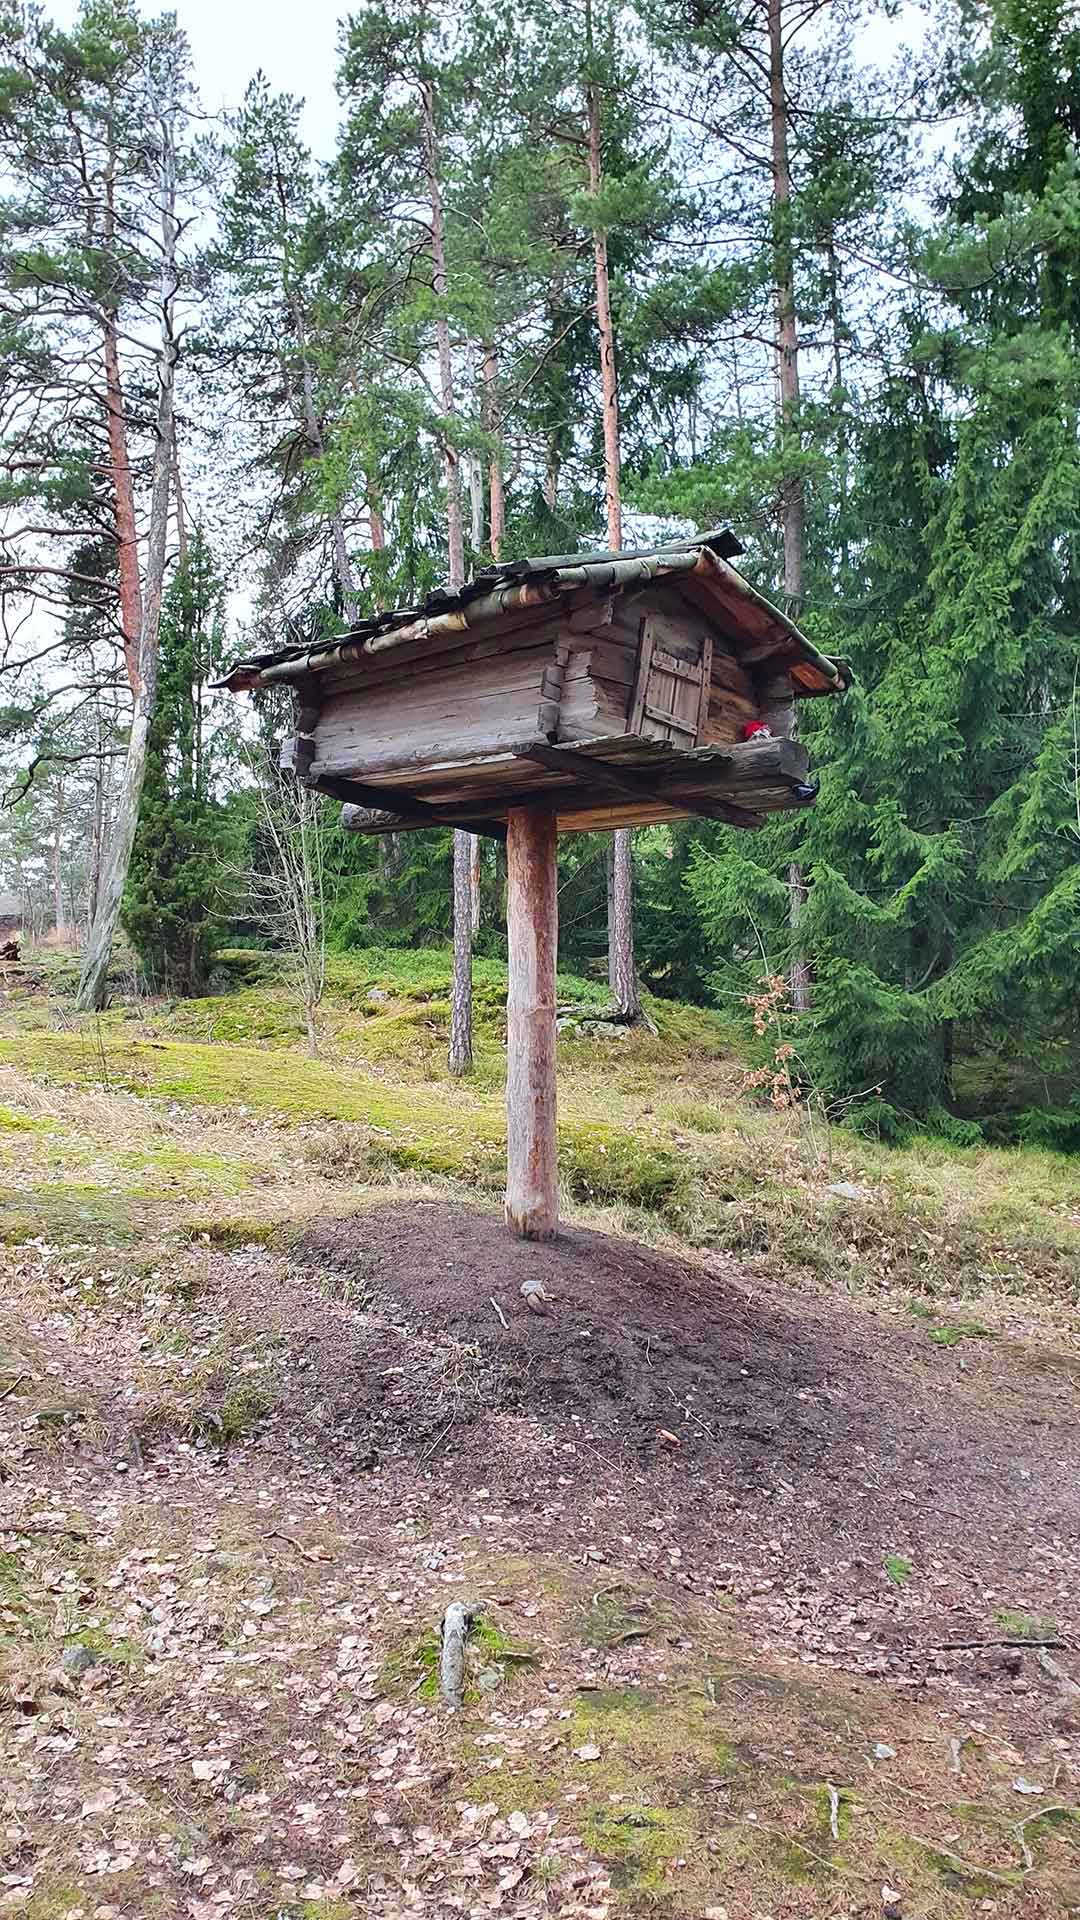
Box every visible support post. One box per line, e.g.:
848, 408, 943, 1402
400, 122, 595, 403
505, 806, 559, 1240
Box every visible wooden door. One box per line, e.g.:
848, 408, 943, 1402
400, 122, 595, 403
628, 612, 713, 747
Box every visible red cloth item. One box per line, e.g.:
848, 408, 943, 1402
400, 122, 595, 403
742, 720, 772, 740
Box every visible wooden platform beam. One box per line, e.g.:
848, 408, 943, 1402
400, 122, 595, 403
311, 773, 506, 842
512, 741, 763, 829
505, 806, 559, 1241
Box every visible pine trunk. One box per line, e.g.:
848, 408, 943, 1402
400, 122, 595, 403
768, 0, 810, 1013
76, 99, 180, 1013
89, 698, 106, 925
482, 342, 505, 560
421, 78, 464, 588
607, 828, 638, 1015
448, 826, 474, 1077
291, 292, 359, 626
101, 157, 142, 696
589, 70, 640, 1020
52, 777, 66, 938
421, 75, 475, 1071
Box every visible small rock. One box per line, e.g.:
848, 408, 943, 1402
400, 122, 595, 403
366, 986, 389, 1003
477, 1664, 503, 1693
872, 1743, 897, 1761
62, 1643, 99, 1678
1012, 1777, 1045, 1795
826, 1180, 875, 1201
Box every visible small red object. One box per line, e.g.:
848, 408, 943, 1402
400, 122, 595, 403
742, 720, 772, 740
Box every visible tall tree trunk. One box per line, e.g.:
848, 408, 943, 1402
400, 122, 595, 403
367, 475, 387, 562
768, 0, 811, 1013
101, 159, 142, 695
421, 74, 475, 1072
448, 828, 474, 1076
421, 78, 464, 588
89, 694, 106, 926
365, 472, 399, 874
483, 342, 505, 559
76, 96, 180, 1012
588, 81, 622, 551
290, 292, 359, 626
588, 53, 640, 1019
468, 454, 484, 551
543, 440, 560, 513
52, 776, 66, 938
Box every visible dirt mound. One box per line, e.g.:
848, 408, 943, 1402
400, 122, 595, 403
278, 1201, 1080, 1564
291, 1199, 843, 1470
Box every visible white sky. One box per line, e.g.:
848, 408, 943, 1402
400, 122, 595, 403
50, 0, 922, 161
53, 0, 346, 154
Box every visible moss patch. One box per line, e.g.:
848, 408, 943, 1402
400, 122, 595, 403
583, 1804, 691, 1896
993, 1605, 1060, 1642
64, 1625, 138, 1665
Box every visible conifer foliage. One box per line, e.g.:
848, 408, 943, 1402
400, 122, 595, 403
1, 0, 1077, 1138
122, 534, 228, 996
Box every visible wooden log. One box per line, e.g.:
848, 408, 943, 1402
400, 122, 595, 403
505, 807, 559, 1241
313, 774, 506, 840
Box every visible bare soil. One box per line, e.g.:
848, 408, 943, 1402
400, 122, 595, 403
275, 1200, 1080, 1658
3, 1195, 1079, 1919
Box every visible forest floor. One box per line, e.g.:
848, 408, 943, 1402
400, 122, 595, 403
1, 948, 1079, 1919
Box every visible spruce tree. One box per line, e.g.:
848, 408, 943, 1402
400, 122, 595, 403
122, 533, 226, 995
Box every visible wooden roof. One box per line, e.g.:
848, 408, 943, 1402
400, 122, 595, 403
218, 528, 851, 700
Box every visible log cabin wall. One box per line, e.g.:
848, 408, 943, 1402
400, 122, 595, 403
559, 586, 758, 747
305, 582, 769, 790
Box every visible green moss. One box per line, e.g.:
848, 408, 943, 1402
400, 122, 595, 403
183, 1217, 281, 1249
573, 1680, 737, 1781
66, 1625, 138, 1665
560, 1123, 686, 1211
583, 1804, 690, 1896
914, 1836, 1022, 1896
17, 1886, 87, 1918
0, 1105, 55, 1133
579, 1685, 661, 1715
578, 1587, 654, 1650
217, 1381, 273, 1441
379, 1625, 442, 1701
0, 1548, 32, 1639
667, 1100, 729, 1134
0, 1181, 142, 1245
993, 1606, 1059, 1642
928, 1320, 993, 1346
112, 1143, 254, 1192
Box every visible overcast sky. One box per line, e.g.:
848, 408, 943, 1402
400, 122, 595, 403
51, 0, 921, 161
53, 0, 346, 154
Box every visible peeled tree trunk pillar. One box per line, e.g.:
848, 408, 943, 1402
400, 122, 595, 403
505, 807, 559, 1240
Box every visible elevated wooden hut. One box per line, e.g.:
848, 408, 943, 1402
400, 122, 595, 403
222, 528, 850, 1239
